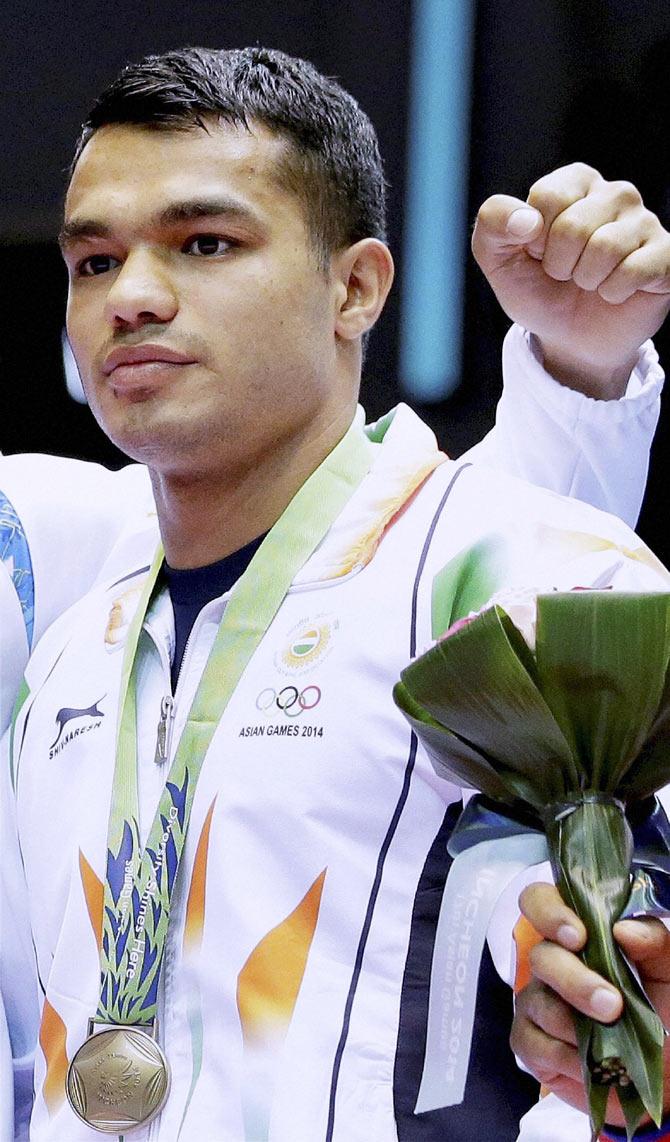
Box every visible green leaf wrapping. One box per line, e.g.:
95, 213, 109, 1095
621, 667, 670, 802
392, 683, 513, 800
535, 593, 670, 790
396, 606, 577, 808
393, 591, 670, 1139
544, 795, 665, 1141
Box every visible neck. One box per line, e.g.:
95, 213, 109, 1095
148, 407, 357, 569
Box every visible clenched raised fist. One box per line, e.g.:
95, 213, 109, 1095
472, 163, 670, 398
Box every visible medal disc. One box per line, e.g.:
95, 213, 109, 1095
66, 1026, 170, 1134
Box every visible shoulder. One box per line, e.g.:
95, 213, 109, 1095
416, 460, 668, 607
426, 458, 641, 545
0, 455, 155, 642
0, 454, 151, 531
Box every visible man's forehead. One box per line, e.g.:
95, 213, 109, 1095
64, 119, 292, 219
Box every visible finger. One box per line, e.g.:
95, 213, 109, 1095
526, 162, 604, 220
614, 917, 670, 979
511, 995, 582, 1086
516, 979, 579, 1047
538, 186, 644, 282
530, 940, 623, 1023
519, 883, 586, 950
471, 194, 544, 273
526, 170, 643, 268
597, 241, 670, 304
571, 215, 659, 292
524, 162, 604, 257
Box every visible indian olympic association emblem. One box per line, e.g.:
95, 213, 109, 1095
275, 614, 338, 676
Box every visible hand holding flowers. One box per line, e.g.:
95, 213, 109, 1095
512, 881, 670, 1137
394, 589, 670, 1140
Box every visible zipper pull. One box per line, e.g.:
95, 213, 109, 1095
154, 695, 175, 764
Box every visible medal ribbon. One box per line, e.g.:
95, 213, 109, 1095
96, 419, 373, 1026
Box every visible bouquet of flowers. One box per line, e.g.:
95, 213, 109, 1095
394, 587, 670, 1140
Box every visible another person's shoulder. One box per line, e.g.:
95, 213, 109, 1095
0, 453, 155, 647
0, 453, 151, 526
21, 523, 156, 695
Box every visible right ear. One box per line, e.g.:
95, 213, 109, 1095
331, 238, 395, 341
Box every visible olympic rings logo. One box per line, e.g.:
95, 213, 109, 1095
256, 685, 322, 718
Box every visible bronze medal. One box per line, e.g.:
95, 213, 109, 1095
66, 1025, 170, 1134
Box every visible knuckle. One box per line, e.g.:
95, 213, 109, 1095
515, 979, 540, 1013
527, 941, 549, 976
565, 160, 599, 180
586, 226, 619, 254
598, 262, 635, 299
519, 881, 554, 929
518, 883, 534, 913
530, 1057, 561, 1084
473, 200, 491, 228
649, 211, 666, 234
471, 203, 496, 253
549, 212, 592, 245
509, 1020, 530, 1060
527, 184, 573, 215
609, 178, 642, 207
565, 223, 592, 250
612, 257, 636, 281
510, 1033, 560, 1084
529, 161, 595, 192
643, 215, 669, 246
523, 980, 567, 1033
527, 162, 599, 207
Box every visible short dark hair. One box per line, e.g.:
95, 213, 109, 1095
71, 46, 388, 268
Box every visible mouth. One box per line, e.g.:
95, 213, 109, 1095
102, 344, 198, 393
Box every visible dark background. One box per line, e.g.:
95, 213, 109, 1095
2, 0, 669, 558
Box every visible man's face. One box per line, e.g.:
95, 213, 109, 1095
62, 121, 354, 477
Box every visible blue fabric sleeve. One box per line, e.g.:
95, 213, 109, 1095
0, 491, 34, 648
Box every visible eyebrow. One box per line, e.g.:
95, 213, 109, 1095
58, 196, 262, 249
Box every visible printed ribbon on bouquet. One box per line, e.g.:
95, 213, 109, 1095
415, 793, 670, 1113
96, 420, 375, 1028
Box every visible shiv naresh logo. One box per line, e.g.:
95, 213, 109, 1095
50, 697, 106, 757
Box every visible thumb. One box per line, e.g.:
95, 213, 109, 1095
614, 918, 670, 981
472, 194, 544, 275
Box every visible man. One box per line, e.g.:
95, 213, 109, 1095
3, 46, 670, 1142
1, 161, 665, 729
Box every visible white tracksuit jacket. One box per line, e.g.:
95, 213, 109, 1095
5, 399, 669, 1142
0, 326, 663, 739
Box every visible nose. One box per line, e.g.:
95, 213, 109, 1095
104, 248, 178, 329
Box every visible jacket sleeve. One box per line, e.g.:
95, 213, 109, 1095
464, 324, 663, 528
0, 455, 154, 645
515, 1092, 592, 1141
0, 730, 38, 1142
0, 456, 155, 739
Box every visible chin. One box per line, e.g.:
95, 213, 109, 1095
109, 420, 225, 475
90, 410, 168, 466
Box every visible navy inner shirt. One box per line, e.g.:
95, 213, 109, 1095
162, 532, 266, 690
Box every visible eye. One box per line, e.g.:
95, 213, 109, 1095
77, 254, 120, 277
183, 235, 232, 257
